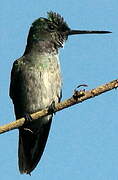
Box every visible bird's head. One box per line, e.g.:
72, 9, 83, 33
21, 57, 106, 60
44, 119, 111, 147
27, 11, 70, 48
27, 11, 111, 48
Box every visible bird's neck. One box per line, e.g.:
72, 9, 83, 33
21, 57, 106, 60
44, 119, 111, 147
24, 40, 58, 56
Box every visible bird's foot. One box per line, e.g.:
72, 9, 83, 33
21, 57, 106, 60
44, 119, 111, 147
22, 114, 34, 133
48, 101, 56, 115
24, 114, 33, 124
73, 84, 88, 99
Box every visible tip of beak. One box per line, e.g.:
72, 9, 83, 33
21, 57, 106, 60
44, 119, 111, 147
101, 31, 112, 33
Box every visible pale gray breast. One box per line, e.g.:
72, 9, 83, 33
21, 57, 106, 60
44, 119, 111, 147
19, 53, 62, 114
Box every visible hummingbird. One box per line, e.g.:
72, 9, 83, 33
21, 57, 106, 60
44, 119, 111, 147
9, 11, 111, 175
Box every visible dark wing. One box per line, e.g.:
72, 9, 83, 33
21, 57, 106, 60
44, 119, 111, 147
10, 60, 19, 101
9, 60, 23, 119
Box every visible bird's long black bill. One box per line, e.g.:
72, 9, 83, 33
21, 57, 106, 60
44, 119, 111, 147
68, 30, 112, 35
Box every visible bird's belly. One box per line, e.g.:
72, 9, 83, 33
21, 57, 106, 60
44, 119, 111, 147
18, 58, 61, 115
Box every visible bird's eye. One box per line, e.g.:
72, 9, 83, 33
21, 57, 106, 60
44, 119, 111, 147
48, 24, 55, 31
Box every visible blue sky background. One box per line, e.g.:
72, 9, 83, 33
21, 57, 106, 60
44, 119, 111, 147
1, 0, 118, 179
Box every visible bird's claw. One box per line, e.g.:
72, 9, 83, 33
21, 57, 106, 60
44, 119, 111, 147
24, 114, 33, 124
23, 128, 33, 134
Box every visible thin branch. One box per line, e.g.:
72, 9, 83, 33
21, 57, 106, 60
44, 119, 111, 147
0, 79, 118, 134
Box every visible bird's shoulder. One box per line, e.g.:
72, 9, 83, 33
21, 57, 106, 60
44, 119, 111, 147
12, 56, 26, 72
9, 56, 26, 99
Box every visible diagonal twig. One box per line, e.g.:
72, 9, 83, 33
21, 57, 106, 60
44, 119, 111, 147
0, 79, 117, 134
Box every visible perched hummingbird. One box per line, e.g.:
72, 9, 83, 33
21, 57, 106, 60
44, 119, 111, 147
9, 11, 111, 175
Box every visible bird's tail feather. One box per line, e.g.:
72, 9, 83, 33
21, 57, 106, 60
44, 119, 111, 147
18, 118, 52, 175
